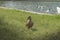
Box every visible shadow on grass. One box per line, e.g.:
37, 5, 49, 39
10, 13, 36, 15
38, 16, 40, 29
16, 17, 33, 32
0, 17, 27, 40
31, 28, 37, 31
0, 25, 19, 40
0, 16, 6, 25
44, 31, 60, 40
48, 31, 60, 40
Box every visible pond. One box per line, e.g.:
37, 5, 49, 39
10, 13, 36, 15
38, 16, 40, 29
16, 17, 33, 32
0, 1, 60, 14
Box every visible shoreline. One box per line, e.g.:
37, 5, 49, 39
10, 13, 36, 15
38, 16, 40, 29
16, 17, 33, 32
0, 7, 57, 15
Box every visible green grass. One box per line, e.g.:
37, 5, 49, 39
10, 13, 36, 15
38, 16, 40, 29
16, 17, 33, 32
0, 8, 60, 40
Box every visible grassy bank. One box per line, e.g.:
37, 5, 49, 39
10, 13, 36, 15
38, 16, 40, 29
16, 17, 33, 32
0, 8, 60, 40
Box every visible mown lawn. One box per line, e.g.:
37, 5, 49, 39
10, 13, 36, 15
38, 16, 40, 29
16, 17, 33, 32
0, 8, 60, 40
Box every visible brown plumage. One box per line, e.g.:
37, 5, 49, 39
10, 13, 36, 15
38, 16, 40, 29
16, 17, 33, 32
26, 16, 33, 29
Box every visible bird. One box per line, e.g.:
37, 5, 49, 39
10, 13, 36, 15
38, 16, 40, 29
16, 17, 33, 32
26, 16, 33, 29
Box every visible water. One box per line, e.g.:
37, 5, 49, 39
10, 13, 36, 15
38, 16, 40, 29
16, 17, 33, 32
0, 1, 60, 14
